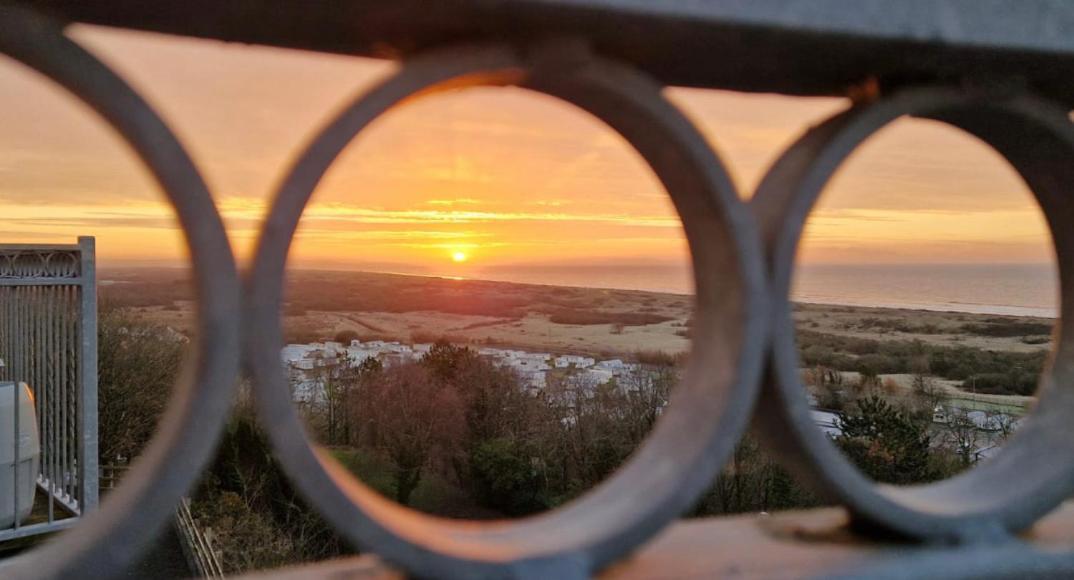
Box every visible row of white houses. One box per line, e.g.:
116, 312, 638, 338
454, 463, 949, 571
280, 340, 641, 402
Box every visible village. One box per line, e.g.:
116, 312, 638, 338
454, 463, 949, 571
280, 338, 1022, 463
281, 339, 640, 403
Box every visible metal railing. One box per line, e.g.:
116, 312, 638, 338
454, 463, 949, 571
175, 497, 225, 579
100, 464, 224, 578
0, 237, 96, 542
2, 1, 1074, 578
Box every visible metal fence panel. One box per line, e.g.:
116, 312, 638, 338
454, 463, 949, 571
0, 237, 97, 541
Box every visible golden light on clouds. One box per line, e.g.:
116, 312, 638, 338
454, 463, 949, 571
0, 25, 1054, 273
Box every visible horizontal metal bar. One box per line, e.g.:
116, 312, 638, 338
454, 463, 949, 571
0, 244, 82, 251
240, 505, 1074, 579
36, 479, 80, 517
0, 278, 83, 286
0, 518, 78, 543
20, 0, 1074, 104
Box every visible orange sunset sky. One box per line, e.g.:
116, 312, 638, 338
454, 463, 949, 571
0, 25, 1054, 273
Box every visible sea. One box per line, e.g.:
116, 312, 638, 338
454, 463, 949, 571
460, 262, 1058, 319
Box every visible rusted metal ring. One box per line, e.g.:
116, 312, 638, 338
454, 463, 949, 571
246, 44, 768, 577
752, 86, 1074, 542
0, 5, 242, 577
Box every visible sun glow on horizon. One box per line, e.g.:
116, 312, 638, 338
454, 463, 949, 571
0, 26, 1053, 271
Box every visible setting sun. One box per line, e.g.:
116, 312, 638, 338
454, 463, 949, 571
452, 251, 468, 263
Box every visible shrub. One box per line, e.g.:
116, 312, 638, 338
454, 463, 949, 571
960, 321, 1053, 337
835, 396, 937, 484
468, 438, 547, 516
633, 349, 680, 367
333, 329, 360, 344
98, 313, 184, 463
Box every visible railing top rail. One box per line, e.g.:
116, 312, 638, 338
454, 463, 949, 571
19, 0, 1074, 103
0, 244, 84, 251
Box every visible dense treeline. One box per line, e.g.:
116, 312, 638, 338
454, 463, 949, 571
842, 315, 1052, 339
305, 342, 678, 515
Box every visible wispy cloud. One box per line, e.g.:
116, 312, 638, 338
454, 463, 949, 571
303, 203, 680, 227
426, 198, 480, 206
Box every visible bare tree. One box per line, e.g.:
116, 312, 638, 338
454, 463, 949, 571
940, 407, 982, 467
909, 371, 946, 425
988, 412, 1019, 443
354, 362, 464, 505
97, 312, 184, 464
306, 352, 362, 446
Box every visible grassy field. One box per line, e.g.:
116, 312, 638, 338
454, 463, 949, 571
106, 267, 1053, 398
869, 373, 1033, 415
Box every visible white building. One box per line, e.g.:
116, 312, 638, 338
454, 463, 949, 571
554, 355, 595, 369
582, 368, 615, 385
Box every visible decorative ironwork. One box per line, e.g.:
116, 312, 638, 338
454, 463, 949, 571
0, 237, 93, 545
0, 4, 241, 579
0, 250, 80, 279
3, 1, 1074, 578
751, 87, 1074, 542
244, 43, 767, 579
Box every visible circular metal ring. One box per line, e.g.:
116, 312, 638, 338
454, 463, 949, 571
752, 86, 1074, 542
246, 44, 768, 577
0, 5, 241, 577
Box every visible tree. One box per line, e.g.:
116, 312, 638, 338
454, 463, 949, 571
468, 438, 547, 516
989, 412, 1018, 442
97, 313, 184, 464
835, 396, 936, 484
306, 353, 358, 445
909, 370, 945, 425
421, 340, 479, 385
940, 407, 982, 468
354, 362, 465, 505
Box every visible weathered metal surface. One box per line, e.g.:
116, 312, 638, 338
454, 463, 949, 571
0, 4, 241, 579
16, 0, 1074, 104
242, 505, 1074, 579
77, 236, 97, 515
750, 87, 1074, 542
3, 1, 1074, 578
245, 42, 768, 579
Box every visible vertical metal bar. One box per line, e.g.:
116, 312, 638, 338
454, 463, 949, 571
60, 285, 68, 506
31, 286, 40, 511
12, 286, 22, 532
70, 284, 77, 507
51, 289, 58, 510
45, 286, 53, 523
27, 285, 36, 520
13, 378, 20, 531
62, 285, 70, 506
78, 237, 97, 513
